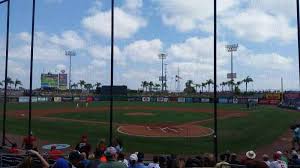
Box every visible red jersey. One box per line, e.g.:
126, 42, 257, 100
23, 136, 37, 149
8, 147, 19, 154
48, 149, 64, 160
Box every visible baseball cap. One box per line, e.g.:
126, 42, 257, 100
104, 147, 117, 157
274, 153, 281, 160
130, 153, 138, 161
246, 151, 256, 159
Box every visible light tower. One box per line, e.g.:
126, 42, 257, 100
65, 50, 76, 90
226, 44, 238, 92
158, 53, 167, 92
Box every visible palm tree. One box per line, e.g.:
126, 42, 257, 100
154, 83, 160, 91
185, 80, 193, 88
141, 81, 149, 92
71, 83, 78, 89
14, 79, 22, 89
149, 81, 154, 92
201, 83, 206, 92
84, 83, 93, 91
220, 82, 227, 92
3, 76, 14, 88
206, 79, 214, 92
94, 82, 101, 89
227, 79, 235, 91
194, 84, 201, 92
243, 76, 253, 93
78, 80, 86, 90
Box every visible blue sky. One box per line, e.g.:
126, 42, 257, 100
0, 0, 299, 91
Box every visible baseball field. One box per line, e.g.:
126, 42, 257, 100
0, 101, 299, 154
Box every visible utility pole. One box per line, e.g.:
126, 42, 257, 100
226, 44, 238, 93
175, 66, 182, 92
158, 53, 167, 92
65, 51, 76, 91
164, 63, 167, 91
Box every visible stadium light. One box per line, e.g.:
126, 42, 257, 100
65, 50, 76, 91
1, 0, 9, 147
226, 44, 238, 93
158, 53, 167, 92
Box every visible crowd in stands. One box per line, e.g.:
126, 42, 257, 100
2, 133, 300, 168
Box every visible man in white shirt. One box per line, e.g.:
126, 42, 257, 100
148, 156, 160, 168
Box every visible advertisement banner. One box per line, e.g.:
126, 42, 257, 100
80, 96, 87, 102
266, 93, 281, 100
284, 92, 300, 100
87, 96, 94, 102
54, 97, 62, 102
32, 97, 38, 103
38, 97, 47, 102
193, 98, 201, 103
248, 98, 259, 103
157, 97, 164, 102
185, 98, 193, 103
258, 99, 269, 104
238, 98, 248, 104
142, 97, 151, 102
62, 97, 72, 102
169, 97, 177, 102
201, 98, 210, 103
74, 97, 81, 102
150, 97, 157, 102
128, 97, 136, 102
233, 98, 238, 104
219, 98, 228, 104
178, 97, 185, 103
19, 96, 29, 103
163, 98, 169, 102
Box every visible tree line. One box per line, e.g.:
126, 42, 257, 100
0, 77, 22, 89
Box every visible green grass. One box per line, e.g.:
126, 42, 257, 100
1, 102, 299, 154
48, 109, 212, 124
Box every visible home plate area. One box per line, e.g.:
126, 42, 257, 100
117, 124, 214, 138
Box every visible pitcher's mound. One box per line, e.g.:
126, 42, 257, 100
125, 112, 155, 116
117, 124, 214, 138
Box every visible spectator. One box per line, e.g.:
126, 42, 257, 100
276, 151, 288, 164
118, 152, 129, 167
136, 152, 146, 168
176, 158, 185, 168
159, 156, 167, 168
48, 145, 64, 160
98, 147, 127, 168
95, 139, 106, 158
113, 138, 123, 153
216, 154, 230, 168
241, 151, 257, 168
87, 154, 101, 168
52, 158, 71, 168
148, 156, 160, 168
75, 135, 92, 156
167, 154, 177, 168
270, 153, 287, 168
229, 153, 240, 168
69, 150, 85, 168
21, 132, 37, 150
18, 150, 50, 168
290, 151, 300, 165
129, 153, 138, 168
80, 152, 90, 168
292, 125, 300, 150
262, 154, 271, 167
8, 143, 19, 154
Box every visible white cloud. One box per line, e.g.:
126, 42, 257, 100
49, 30, 86, 49
123, 0, 143, 10
154, 0, 238, 32
222, 9, 296, 42
123, 39, 163, 63
9, 31, 86, 62
82, 7, 146, 39
88, 45, 125, 65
